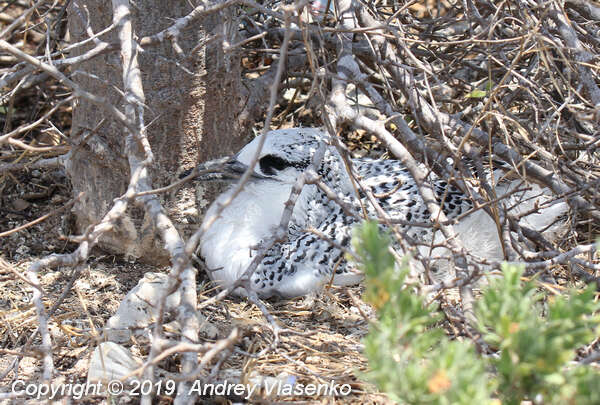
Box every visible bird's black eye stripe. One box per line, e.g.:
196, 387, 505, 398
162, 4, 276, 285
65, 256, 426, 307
259, 155, 291, 175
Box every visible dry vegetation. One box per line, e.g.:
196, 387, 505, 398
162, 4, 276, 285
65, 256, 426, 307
1, 0, 599, 404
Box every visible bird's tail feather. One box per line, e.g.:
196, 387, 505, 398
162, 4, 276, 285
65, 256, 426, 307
500, 181, 568, 237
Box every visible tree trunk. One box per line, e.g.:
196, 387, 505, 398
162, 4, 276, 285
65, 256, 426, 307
66, 0, 245, 264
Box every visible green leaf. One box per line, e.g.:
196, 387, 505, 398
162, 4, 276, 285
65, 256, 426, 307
545, 373, 565, 385
467, 89, 487, 98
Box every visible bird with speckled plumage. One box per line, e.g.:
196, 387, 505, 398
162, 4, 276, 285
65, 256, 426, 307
191, 128, 566, 298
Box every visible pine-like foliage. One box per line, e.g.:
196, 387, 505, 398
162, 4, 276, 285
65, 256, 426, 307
353, 222, 600, 405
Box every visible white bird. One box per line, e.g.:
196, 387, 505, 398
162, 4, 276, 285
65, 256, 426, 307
191, 128, 566, 298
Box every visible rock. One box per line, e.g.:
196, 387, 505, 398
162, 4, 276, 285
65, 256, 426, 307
12, 198, 30, 211
104, 272, 179, 342
87, 342, 141, 384
104, 272, 218, 342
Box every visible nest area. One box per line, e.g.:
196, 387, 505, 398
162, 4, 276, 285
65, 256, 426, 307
1, 0, 599, 403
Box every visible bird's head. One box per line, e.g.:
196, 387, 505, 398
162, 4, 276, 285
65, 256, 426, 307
186, 128, 335, 185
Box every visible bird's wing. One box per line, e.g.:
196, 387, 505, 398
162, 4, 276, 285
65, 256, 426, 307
250, 185, 361, 297
353, 158, 473, 240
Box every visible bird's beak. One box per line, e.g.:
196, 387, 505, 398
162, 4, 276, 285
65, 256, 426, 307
223, 157, 249, 177
179, 155, 266, 181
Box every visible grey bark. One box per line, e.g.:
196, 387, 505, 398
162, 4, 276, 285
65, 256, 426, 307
66, 0, 245, 263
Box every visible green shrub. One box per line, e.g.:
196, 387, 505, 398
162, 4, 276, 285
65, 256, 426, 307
354, 221, 600, 405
